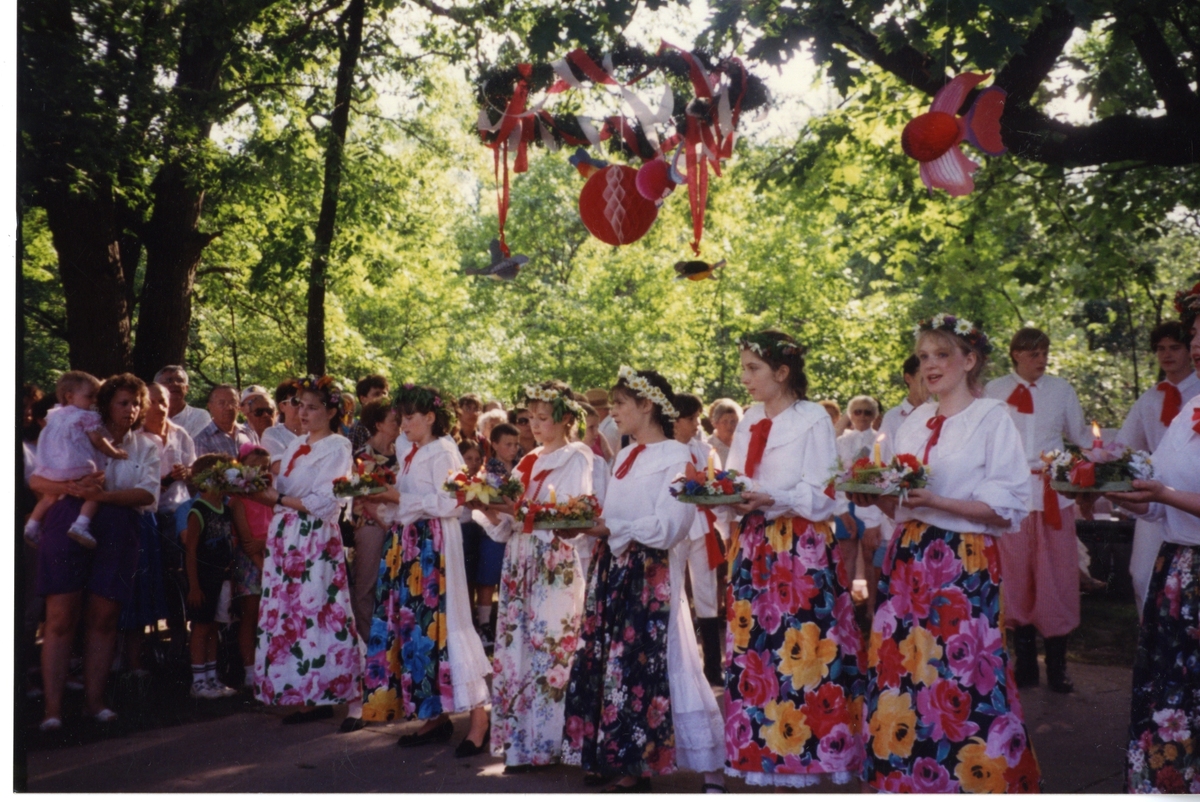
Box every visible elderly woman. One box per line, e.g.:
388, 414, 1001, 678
32, 374, 160, 731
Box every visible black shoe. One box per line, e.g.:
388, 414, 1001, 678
338, 716, 365, 733
583, 773, 614, 787
1012, 625, 1039, 688
1044, 636, 1074, 694
397, 718, 453, 747
282, 706, 334, 725
454, 723, 490, 758
601, 777, 651, 793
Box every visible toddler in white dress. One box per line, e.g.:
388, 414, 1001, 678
25, 371, 127, 549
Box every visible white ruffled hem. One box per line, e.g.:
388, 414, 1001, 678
673, 709, 725, 773
724, 768, 857, 788
446, 628, 491, 712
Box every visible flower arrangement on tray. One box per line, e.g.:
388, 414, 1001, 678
516, 494, 603, 530
670, 461, 745, 505
332, 458, 396, 498
1044, 442, 1153, 493
443, 468, 524, 506
835, 453, 930, 499
193, 458, 271, 495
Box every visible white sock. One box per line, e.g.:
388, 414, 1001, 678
191, 664, 206, 687
476, 604, 492, 626
24, 519, 41, 536
348, 699, 363, 719
204, 662, 218, 683
243, 666, 255, 686
702, 771, 725, 791
71, 515, 91, 530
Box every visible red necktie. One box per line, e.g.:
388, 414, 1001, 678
1193, 407, 1200, 435
743, 419, 773, 479
1159, 382, 1183, 427
1006, 383, 1034, 414
401, 443, 419, 474
923, 415, 946, 463
284, 443, 311, 477
614, 444, 646, 479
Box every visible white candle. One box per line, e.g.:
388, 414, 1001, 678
548, 485, 557, 505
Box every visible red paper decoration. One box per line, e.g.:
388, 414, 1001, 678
635, 158, 676, 203
578, 165, 659, 246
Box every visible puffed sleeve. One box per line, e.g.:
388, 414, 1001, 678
969, 409, 1031, 535
607, 459, 696, 558
761, 420, 839, 522
295, 437, 353, 522
393, 446, 461, 527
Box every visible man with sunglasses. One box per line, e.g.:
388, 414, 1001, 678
508, 407, 538, 457
239, 386, 276, 442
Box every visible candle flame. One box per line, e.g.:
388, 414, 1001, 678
1091, 421, 1101, 439
875, 433, 887, 444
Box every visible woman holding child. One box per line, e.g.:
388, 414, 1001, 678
32, 373, 160, 731
475, 381, 591, 771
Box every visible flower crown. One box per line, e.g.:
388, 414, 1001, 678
617, 365, 680, 420
738, 332, 805, 362
296, 375, 353, 417
520, 384, 584, 423
912, 313, 994, 356
1175, 281, 1200, 321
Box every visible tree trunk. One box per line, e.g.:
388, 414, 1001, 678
306, 0, 366, 376
43, 184, 134, 377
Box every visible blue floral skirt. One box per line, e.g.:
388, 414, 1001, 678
362, 518, 453, 722
562, 540, 675, 777
863, 522, 1041, 793
1127, 542, 1200, 794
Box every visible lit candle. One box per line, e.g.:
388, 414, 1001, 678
706, 452, 715, 482
548, 485, 557, 506
1091, 421, 1103, 449
874, 434, 885, 467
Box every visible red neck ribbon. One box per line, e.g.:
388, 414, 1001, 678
284, 443, 311, 477
1193, 406, 1200, 435
923, 415, 947, 463
743, 419, 772, 479
1159, 382, 1183, 427
515, 452, 539, 491
528, 469, 553, 501
614, 444, 647, 479
1006, 383, 1034, 414
1041, 472, 1062, 530
401, 443, 419, 474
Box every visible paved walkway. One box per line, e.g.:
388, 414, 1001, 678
25, 660, 1130, 793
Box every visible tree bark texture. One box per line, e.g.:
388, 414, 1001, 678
306, 0, 366, 376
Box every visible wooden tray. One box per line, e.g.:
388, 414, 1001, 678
677, 494, 744, 505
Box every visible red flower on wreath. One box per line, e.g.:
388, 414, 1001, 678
897, 453, 922, 473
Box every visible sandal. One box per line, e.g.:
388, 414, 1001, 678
38, 717, 62, 732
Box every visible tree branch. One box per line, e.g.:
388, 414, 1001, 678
1119, 4, 1200, 118
995, 5, 1076, 108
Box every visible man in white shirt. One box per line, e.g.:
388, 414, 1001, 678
880, 354, 927, 445
1117, 321, 1200, 611
984, 327, 1092, 693
194, 385, 259, 458
155, 365, 212, 440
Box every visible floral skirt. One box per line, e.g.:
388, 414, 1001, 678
724, 513, 865, 787
1127, 542, 1200, 794
492, 532, 585, 766
562, 540, 675, 777
864, 521, 1041, 793
362, 518, 453, 722
254, 511, 362, 706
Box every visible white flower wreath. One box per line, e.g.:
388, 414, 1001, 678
522, 384, 585, 421
617, 365, 680, 420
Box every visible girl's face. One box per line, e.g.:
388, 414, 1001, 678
376, 409, 401, 442
528, 401, 568, 445
400, 410, 436, 444
739, 350, 791, 403
675, 412, 700, 443
297, 391, 337, 435
145, 384, 170, 429
67, 383, 98, 411
243, 452, 271, 471
462, 448, 483, 476
106, 388, 142, 433
610, 390, 652, 437
917, 336, 976, 398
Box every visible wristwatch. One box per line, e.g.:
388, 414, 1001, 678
277, 493, 287, 507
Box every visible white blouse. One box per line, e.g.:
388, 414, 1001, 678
480, 441, 594, 544
260, 423, 299, 463
376, 436, 461, 528
274, 434, 353, 522
893, 399, 1030, 537
102, 430, 162, 514
1139, 394, 1200, 545
1116, 371, 1200, 453
725, 401, 839, 523
605, 440, 696, 559
142, 419, 196, 514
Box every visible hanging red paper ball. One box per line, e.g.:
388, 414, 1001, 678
635, 158, 675, 204
901, 111, 962, 162
579, 165, 659, 246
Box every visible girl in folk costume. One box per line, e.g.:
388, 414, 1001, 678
359, 385, 491, 755
721, 331, 865, 789
475, 381, 591, 771
562, 368, 726, 793
850, 315, 1041, 793
1109, 305, 1200, 793
250, 376, 364, 727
